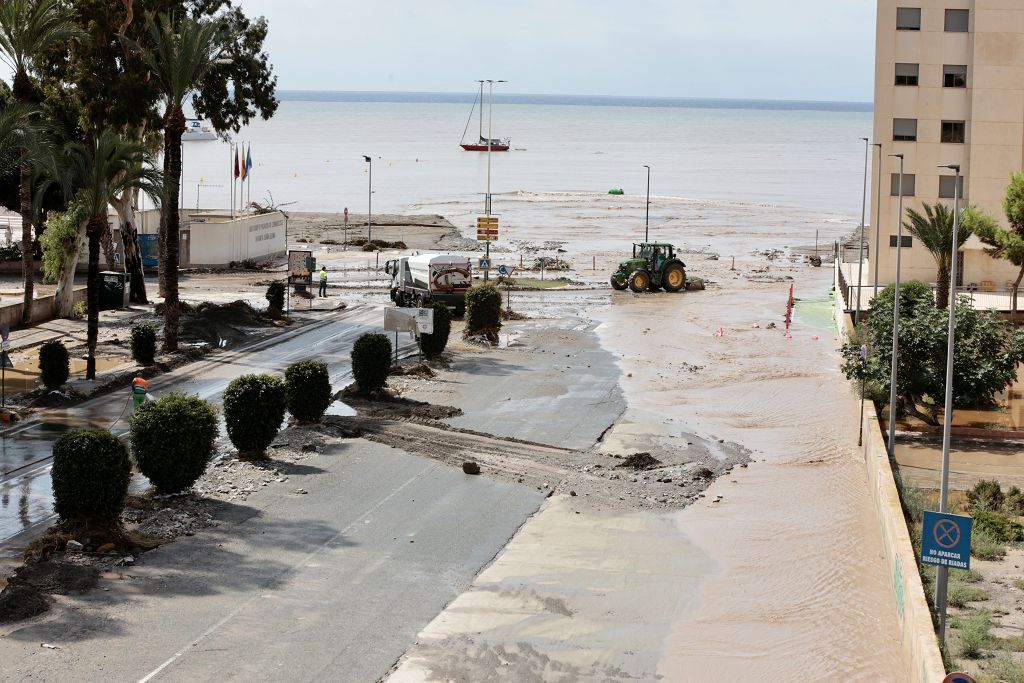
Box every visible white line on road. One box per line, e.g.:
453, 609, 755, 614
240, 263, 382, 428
136, 459, 438, 683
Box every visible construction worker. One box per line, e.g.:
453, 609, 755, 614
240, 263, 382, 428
131, 376, 149, 411
319, 266, 328, 297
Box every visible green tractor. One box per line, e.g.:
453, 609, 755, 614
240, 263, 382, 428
610, 242, 687, 293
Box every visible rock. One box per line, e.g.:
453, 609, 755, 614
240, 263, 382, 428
96, 543, 116, 554
569, 490, 577, 497
301, 443, 317, 453
65, 540, 83, 553
115, 556, 135, 567
295, 488, 308, 495
462, 461, 481, 475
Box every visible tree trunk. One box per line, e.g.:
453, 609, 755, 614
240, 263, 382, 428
114, 193, 148, 304
19, 150, 34, 324
936, 264, 950, 310
101, 226, 117, 270
903, 395, 940, 427
162, 106, 186, 352
1013, 264, 1024, 324
158, 145, 169, 299
86, 216, 104, 380
54, 219, 87, 318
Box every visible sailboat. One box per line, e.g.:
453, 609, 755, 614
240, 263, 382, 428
460, 81, 510, 152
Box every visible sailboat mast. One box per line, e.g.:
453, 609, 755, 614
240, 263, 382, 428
478, 80, 484, 142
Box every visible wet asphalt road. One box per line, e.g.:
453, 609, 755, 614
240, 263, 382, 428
0, 305, 414, 554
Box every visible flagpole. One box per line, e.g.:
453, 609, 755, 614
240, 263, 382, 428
229, 142, 233, 218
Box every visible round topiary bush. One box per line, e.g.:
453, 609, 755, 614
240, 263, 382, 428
285, 359, 332, 422
465, 284, 503, 342
420, 303, 452, 358
351, 333, 391, 392
51, 428, 130, 525
130, 322, 157, 366
266, 281, 285, 313
130, 393, 218, 493
38, 339, 70, 389
222, 374, 287, 458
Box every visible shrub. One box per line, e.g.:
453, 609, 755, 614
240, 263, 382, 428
465, 284, 502, 342
351, 333, 391, 392
969, 479, 1005, 513
989, 652, 1024, 683
266, 281, 285, 313
38, 340, 70, 389
420, 303, 452, 358
1005, 486, 1024, 516
51, 428, 130, 525
130, 322, 157, 366
973, 510, 1024, 544
955, 610, 992, 659
285, 360, 332, 422
130, 393, 218, 493
972, 528, 1007, 561
223, 374, 287, 458
947, 582, 989, 608
72, 300, 86, 319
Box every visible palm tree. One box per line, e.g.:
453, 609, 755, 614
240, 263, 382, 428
134, 13, 225, 352
903, 203, 974, 309
0, 0, 79, 324
61, 131, 161, 379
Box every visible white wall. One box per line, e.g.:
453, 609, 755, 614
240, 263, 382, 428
186, 211, 286, 266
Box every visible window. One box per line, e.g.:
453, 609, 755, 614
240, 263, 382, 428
891, 173, 916, 196
895, 63, 920, 86
941, 120, 966, 144
897, 7, 922, 30
890, 235, 914, 248
944, 64, 968, 88
945, 9, 969, 32
893, 118, 918, 141
939, 175, 965, 198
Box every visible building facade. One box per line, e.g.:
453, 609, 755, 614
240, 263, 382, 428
872, 0, 1024, 290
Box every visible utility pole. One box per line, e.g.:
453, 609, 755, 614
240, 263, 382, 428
363, 156, 372, 244
887, 154, 906, 457
644, 165, 651, 242
873, 142, 883, 299
483, 78, 506, 282
855, 138, 869, 325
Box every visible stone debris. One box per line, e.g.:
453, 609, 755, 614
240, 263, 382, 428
65, 540, 83, 552
462, 461, 481, 475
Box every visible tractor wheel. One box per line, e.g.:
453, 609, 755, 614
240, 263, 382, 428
663, 263, 686, 292
610, 276, 628, 291
627, 270, 650, 293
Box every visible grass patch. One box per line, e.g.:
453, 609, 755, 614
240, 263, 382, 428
953, 610, 993, 659
1013, 578, 1024, 591
1000, 636, 1024, 653
973, 529, 1008, 561
504, 277, 568, 289
983, 651, 1024, 683
948, 582, 990, 608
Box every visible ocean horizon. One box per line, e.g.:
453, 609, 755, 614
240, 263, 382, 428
276, 89, 873, 114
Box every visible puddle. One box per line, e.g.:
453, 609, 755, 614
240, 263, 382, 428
324, 401, 356, 417
1, 353, 130, 396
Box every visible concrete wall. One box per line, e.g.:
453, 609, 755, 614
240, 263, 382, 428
183, 211, 286, 267
0, 286, 87, 330
872, 0, 1024, 288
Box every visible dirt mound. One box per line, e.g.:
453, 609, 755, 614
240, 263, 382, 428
0, 584, 48, 623
14, 560, 99, 595
615, 452, 662, 470
390, 363, 437, 378
178, 300, 281, 348
332, 386, 462, 421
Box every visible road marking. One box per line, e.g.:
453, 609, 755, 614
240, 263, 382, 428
136, 460, 438, 683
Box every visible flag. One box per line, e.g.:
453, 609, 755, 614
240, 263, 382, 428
240, 147, 246, 182
234, 147, 240, 179
245, 145, 253, 180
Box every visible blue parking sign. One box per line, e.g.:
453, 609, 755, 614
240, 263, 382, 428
498, 264, 508, 276
922, 511, 972, 570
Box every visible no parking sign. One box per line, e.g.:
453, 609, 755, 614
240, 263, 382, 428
922, 510, 973, 570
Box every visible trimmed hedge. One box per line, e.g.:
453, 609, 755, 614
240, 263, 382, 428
39, 340, 70, 389
465, 284, 503, 341
266, 281, 285, 313
130, 393, 218, 493
351, 333, 391, 392
131, 322, 157, 366
420, 303, 452, 358
51, 428, 130, 524
285, 360, 332, 422
223, 374, 287, 457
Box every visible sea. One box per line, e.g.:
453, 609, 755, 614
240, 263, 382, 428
179, 91, 873, 241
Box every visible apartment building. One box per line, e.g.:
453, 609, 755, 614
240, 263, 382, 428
871, 0, 1024, 291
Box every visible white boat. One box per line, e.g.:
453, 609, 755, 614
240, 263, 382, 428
183, 119, 216, 141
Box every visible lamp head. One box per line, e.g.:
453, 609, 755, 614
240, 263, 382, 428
941, 163, 961, 172
363, 155, 371, 163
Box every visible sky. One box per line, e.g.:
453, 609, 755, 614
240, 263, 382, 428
239, 0, 877, 102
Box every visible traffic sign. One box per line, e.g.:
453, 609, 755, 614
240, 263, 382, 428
498, 264, 508, 276
922, 511, 973, 570
0, 351, 12, 369
476, 216, 499, 242
478, 258, 491, 270
0, 340, 9, 351
943, 673, 977, 683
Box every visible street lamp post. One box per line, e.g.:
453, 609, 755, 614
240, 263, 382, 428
363, 155, 372, 244
483, 78, 506, 282
644, 165, 651, 242
887, 153, 906, 457
873, 143, 884, 299
855, 138, 870, 325
934, 163, 962, 647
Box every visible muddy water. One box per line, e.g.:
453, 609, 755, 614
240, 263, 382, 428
1, 352, 129, 395
593, 270, 903, 678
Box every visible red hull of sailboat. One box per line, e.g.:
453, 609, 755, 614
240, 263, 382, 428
460, 143, 510, 152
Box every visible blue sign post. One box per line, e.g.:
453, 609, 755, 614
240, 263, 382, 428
922, 511, 972, 570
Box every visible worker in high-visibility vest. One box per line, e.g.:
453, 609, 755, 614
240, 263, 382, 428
319, 266, 328, 297
131, 376, 149, 410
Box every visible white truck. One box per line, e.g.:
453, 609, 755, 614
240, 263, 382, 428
384, 254, 472, 315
